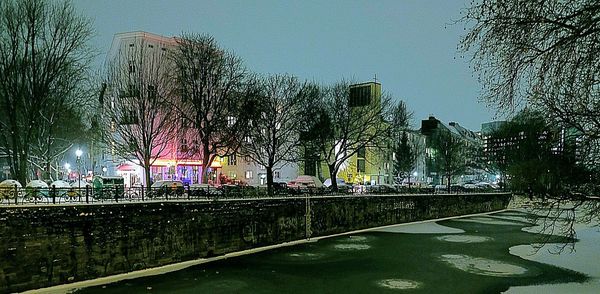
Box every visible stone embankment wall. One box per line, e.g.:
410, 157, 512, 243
0, 193, 510, 293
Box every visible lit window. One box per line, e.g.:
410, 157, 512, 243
228, 154, 237, 166
227, 116, 236, 126
245, 171, 253, 179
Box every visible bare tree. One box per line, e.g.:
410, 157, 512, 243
459, 0, 600, 167
0, 0, 94, 184
311, 81, 392, 192
460, 1, 600, 241
431, 129, 466, 192
170, 33, 250, 184
240, 74, 308, 195
104, 39, 177, 189
30, 106, 88, 181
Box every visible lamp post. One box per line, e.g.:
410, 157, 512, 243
102, 166, 107, 176
76, 149, 83, 192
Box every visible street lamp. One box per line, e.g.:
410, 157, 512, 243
102, 166, 107, 176
76, 149, 83, 192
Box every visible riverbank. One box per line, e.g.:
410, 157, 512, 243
0, 193, 510, 293
25, 209, 510, 294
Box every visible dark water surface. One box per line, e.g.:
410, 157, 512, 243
77, 211, 589, 293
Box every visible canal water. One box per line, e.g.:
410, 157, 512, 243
77, 210, 598, 293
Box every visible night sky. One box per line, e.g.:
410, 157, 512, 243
74, 0, 499, 131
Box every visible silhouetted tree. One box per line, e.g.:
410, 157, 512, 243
431, 129, 466, 192
240, 74, 309, 195
309, 80, 392, 192
170, 33, 251, 184
460, 0, 600, 170
0, 0, 94, 184
104, 39, 177, 189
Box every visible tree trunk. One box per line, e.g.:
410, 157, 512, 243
201, 145, 211, 184
266, 165, 274, 196
17, 153, 28, 184
144, 157, 152, 192
328, 164, 338, 192
44, 160, 51, 181
446, 174, 451, 193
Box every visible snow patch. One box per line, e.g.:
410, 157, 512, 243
333, 243, 371, 250
453, 216, 525, 226
375, 222, 465, 234
377, 279, 421, 290
435, 235, 492, 243
440, 254, 529, 277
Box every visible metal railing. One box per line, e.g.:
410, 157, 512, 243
0, 185, 506, 206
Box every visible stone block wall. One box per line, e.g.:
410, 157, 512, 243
0, 193, 510, 293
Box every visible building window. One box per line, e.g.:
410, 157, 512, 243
128, 61, 135, 73
349, 84, 372, 107
245, 156, 251, 162
357, 159, 366, 173
357, 147, 366, 158
228, 154, 237, 166
274, 171, 280, 178
180, 138, 188, 153
227, 116, 236, 126
245, 170, 253, 179
148, 85, 157, 100
148, 44, 154, 48
229, 171, 237, 179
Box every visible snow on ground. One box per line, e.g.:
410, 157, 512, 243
507, 223, 600, 294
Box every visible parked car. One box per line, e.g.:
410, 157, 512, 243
189, 183, 221, 197
323, 178, 351, 193
366, 184, 398, 194
434, 184, 447, 192
288, 175, 325, 194
25, 180, 49, 199
0, 179, 23, 200
92, 176, 125, 199
259, 182, 290, 195
475, 182, 493, 191
70, 180, 92, 198
150, 180, 185, 198
50, 180, 72, 198
450, 184, 467, 193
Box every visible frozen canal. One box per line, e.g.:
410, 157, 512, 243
76, 210, 598, 293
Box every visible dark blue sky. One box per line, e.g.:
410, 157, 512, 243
75, 0, 498, 130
